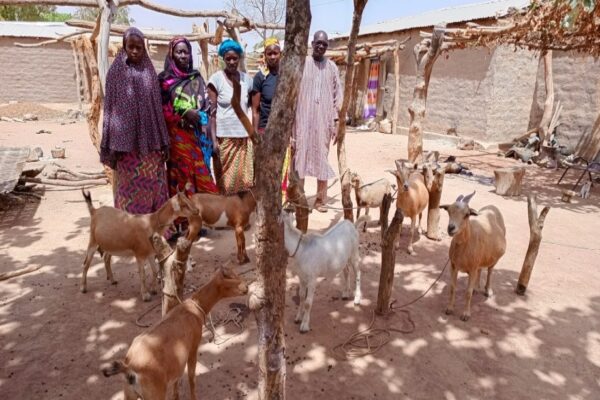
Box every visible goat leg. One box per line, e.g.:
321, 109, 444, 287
407, 218, 416, 255
484, 266, 495, 298
299, 283, 316, 333
352, 256, 362, 305
103, 253, 117, 285
445, 264, 458, 315
341, 266, 351, 300
294, 279, 307, 324
135, 256, 152, 302
187, 351, 199, 400
461, 272, 477, 322
235, 226, 250, 264
81, 245, 97, 293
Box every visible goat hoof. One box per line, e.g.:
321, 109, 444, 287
294, 318, 301, 324
484, 289, 493, 298
80, 287, 87, 294
150, 288, 158, 295
460, 313, 470, 322
142, 293, 152, 302
445, 308, 454, 315
354, 300, 361, 306
110, 280, 118, 286
407, 249, 416, 256
299, 326, 310, 334
341, 295, 350, 301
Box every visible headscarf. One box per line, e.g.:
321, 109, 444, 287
157, 36, 209, 128
100, 27, 169, 168
218, 39, 243, 57
263, 37, 280, 49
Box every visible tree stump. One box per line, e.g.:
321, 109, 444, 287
516, 194, 550, 295
494, 167, 525, 196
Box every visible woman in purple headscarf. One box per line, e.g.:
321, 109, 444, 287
100, 27, 170, 214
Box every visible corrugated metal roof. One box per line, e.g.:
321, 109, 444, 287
0, 21, 173, 40
332, 0, 530, 39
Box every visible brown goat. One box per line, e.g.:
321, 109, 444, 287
101, 266, 248, 400
187, 190, 256, 264
389, 160, 429, 255
441, 191, 506, 321
81, 190, 198, 301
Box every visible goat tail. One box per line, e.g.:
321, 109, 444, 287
354, 215, 370, 229
81, 188, 95, 216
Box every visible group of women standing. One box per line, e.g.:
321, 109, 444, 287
100, 27, 282, 235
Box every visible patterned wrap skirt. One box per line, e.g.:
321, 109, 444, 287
115, 150, 168, 214
217, 137, 254, 195
167, 126, 218, 198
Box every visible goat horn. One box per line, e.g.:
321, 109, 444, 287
463, 191, 476, 204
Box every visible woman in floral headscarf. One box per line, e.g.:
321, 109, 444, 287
100, 27, 170, 214
158, 36, 218, 204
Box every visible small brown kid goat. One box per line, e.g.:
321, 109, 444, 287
81, 189, 198, 301
187, 190, 256, 264
101, 266, 248, 400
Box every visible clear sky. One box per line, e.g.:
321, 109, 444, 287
104, 0, 483, 45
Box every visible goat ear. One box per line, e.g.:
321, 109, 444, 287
463, 190, 476, 204
440, 204, 450, 211
469, 208, 479, 217
386, 169, 400, 179
413, 163, 419, 171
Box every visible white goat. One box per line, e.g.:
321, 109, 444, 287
282, 212, 366, 333
350, 172, 395, 232
440, 191, 506, 321
81, 189, 199, 301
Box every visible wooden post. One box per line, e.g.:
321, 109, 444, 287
407, 25, 445, 163
494, 167, 525, 196
425, 165, 445, 241
71, 41, 84, 110
375, 193, 404, 315
199, 22, 211, 79
516, 194, 550, 295
252, 0, 311, 397
391, 41, 401, 135
80, 37, 102, 153
336, 0, 369, 222
96, 0, 116, 95
538, 50, 554, 146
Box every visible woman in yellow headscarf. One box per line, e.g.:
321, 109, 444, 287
250, 37, 290, 202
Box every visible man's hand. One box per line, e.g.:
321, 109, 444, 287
332, 120, 341, 145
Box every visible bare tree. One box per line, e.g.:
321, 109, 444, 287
228, 0, 285, 40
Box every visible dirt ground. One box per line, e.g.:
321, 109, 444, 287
1, 118, 599, 400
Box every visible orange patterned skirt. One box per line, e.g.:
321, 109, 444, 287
217, 137, 254, 195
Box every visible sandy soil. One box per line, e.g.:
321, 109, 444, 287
1, 119, 599, 400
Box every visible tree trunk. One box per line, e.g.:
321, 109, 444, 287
407, 25, 445, 163
516, 194, 550, 295
391, 42, 401, 134
425, 166, 445, 240
336, 0, 369, 222
252, 1, 311, 398
494, 167, 525, 196
375, 193, 404, 315
538, 50, 554, 146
